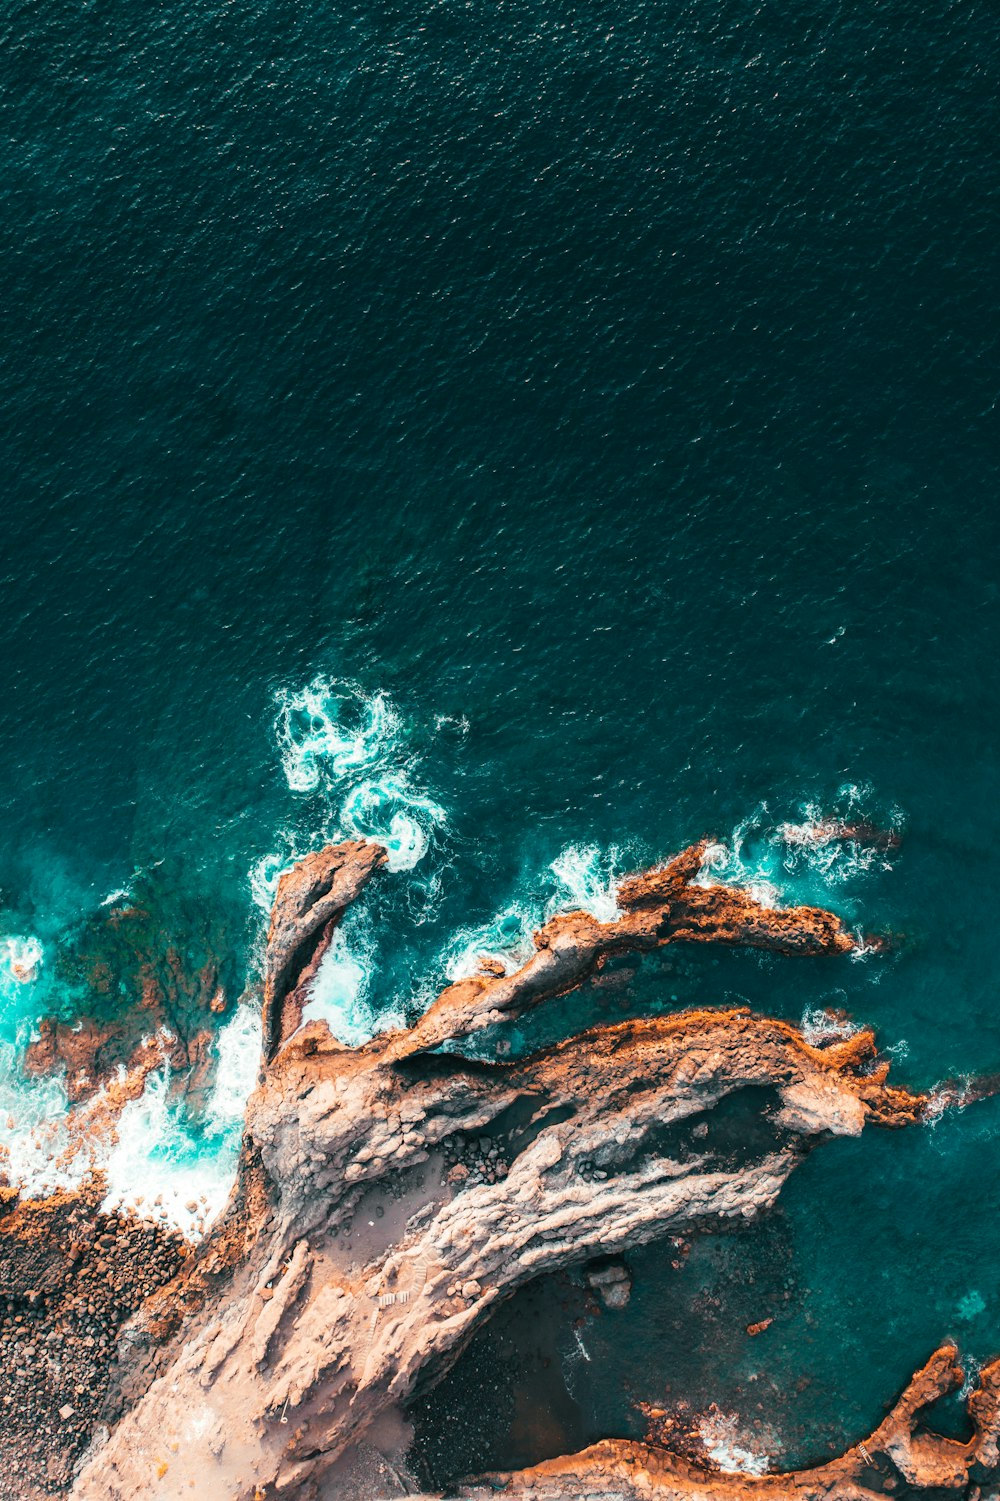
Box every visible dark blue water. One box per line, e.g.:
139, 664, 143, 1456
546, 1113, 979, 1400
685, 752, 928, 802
1, 0, 998, 1474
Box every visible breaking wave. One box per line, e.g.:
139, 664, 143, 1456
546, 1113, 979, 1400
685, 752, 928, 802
100, 1069, 242, 1242
301, 910, 405, 1047
695, 787, 902, 911
440, 841, 625, 985
698, 1411, 774, 1476
269, 676, 447, 873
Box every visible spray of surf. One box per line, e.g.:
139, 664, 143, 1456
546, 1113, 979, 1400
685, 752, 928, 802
697, 1411, 774, 1476
695, 788, 902, 911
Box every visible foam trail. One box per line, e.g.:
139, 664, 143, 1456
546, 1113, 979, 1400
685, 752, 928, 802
800, 1006, 862, 1047
695, 788, 902, 909
274, 677, 399, 794
301, 915, 405, 1046
1, 936, 43, 984
437, 841, 624, 991
269, 676, 450, 875
250, 849, 296, 914
339, 774, 447, 873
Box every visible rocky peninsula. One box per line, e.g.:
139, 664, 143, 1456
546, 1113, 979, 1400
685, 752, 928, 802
0, 836, 994, 1500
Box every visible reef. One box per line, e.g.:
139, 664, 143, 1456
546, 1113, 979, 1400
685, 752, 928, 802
0, 834, 989, 1501
23, 866, 238, 1108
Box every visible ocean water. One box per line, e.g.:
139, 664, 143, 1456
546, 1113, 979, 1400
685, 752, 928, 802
1, 0, 998, 1472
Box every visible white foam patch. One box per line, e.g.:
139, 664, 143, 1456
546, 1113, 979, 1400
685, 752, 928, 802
302, 917, 404, 1047
339, 774, 447, 872
547, 843, 622, 921
436, 841, 625, 992
275, 678, 400, 794
249, 849, 297, 914
1, 935, 43, 990
800, 1006, 862, 1048
100, 886, 132, 908
267, 676, 450, 878
698, 1412, 773, 1476
204, 1003, 262, 1131
101, 1069, 241, 1242
0, 1041, 76, 1195
443, 904, 538, 982
0, 1001, 262, 1242
695, 788, 901, 908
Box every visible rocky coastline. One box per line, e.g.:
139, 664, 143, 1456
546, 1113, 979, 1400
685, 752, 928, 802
0, 835, 994, 1499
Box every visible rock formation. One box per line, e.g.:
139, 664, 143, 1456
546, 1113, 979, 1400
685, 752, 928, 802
0, 832, 989, 1500
386, 840, 860, 1061
33, 836, 921, 1500
23, 866, 241, 1108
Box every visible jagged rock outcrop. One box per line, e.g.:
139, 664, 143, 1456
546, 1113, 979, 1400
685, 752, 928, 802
55, 837, 929, 1501
386, 841, 859, 1062
261, 840, 388, 1061
458, 1343, 1000, 1499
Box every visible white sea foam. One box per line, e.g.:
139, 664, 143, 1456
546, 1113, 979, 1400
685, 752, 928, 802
339, 774, 447, 872
301, 913, 405, 1046
269, 676, 449, 877
0, 1042, 76, 1195
443, 905, 538, 982
436, 840, 625, 996
101, 1068, 241, 1242
800, 1006, 862, 1047
695, 789, 902, 910
1, 935, 44, 990
204, 1003, 262, 1131
274, 677, 400, 795
547, 843, 622, 921
249, 849, 297, 913
100, 887, 132, 908
698, 1412, 772, 1475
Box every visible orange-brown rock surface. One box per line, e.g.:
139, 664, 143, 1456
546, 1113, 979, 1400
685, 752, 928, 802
261, 839, 388, 1060
386, 841, 860, 1062
23, 1016, 216, 1107
32, 838, 925, 1500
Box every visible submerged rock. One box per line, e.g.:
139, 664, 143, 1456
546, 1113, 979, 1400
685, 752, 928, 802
585, 1260, 632, 1310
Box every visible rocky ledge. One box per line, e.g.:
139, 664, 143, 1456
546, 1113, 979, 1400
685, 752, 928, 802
461, 1343, 1000, 1499
0, 833, 989, 1501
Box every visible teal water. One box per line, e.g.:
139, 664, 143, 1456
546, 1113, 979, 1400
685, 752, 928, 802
1, 0, 999, 1473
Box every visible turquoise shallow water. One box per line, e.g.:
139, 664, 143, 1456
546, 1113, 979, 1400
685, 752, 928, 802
1, 0, 999, 1474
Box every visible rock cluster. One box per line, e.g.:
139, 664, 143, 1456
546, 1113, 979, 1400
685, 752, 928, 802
0, 1185, 184, 1500
585, 1260, 632, 1311
442, 1133, 510, 1188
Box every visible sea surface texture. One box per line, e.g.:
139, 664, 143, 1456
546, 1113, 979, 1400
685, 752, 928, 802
1, 0, 998, 1476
